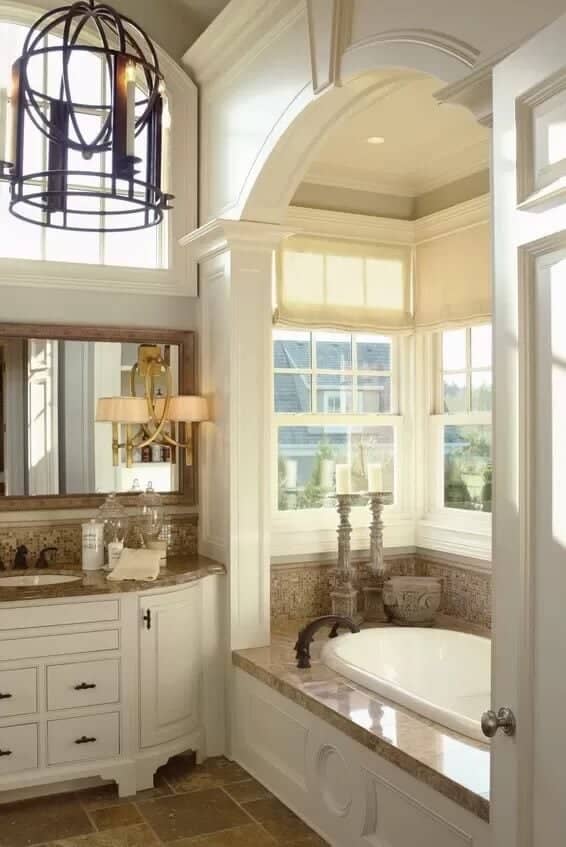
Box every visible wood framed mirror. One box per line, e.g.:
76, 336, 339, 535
0, 323, 197, 511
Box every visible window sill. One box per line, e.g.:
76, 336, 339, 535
416, 513, 492, 565
271, 513, 415, 558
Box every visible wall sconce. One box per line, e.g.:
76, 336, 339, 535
95, 344, 208, 468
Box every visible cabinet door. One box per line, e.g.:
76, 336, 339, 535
139, 585, 201, 748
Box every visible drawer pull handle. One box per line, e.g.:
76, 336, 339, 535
0, 693, 12, 700
0, 749, 12, 756
74, 682, 97, 690
75, 736, 97, 745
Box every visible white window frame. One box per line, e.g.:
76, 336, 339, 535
417, 326, 492, 562
272, 330, 415, 558
0, 5, 196, 297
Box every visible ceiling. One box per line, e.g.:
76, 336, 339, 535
178, 0, 232, 33
303, 76, 490, 198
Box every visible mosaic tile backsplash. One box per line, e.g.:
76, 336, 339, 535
0, 513, 198, 570
271, 553, 492, 630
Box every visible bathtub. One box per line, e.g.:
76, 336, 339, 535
321, 627, 491, 742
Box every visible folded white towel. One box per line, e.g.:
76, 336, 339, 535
106, 548, 161, 582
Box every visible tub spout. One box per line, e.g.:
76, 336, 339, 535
294, 615, 360, 669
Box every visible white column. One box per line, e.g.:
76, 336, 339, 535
184, 220, 288, 650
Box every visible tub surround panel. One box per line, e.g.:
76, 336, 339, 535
271, 552, 492, 630
232, 631, 490, 823
0, 514, 198, 571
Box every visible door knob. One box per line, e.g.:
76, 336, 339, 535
481, 707, 516, 738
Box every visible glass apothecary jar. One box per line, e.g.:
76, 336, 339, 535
139, 482, 164, 546
97, 493, 129, 557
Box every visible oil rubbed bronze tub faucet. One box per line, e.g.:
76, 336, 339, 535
294, 615, 360, 669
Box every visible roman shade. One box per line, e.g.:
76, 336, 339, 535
275, 236, 413, 334
415, 223, 491, 331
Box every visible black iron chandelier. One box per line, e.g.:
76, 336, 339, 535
0, 0, 173, 232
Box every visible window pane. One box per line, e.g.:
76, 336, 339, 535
471, 325, 492, 369
357, 376, 391, 413
316, 374, 353, 413
356, 335, 391, 371
103, 223, 159, 269
315, 331, 352, 370
444, 425, 492, 512
278, 425, 394, 510
442, 328, 467, 371
471, 371, 492, 412
443, 373, 467, 413
0, 185, 42, 260
274, 374, 311, 413
273, 330, 311, 369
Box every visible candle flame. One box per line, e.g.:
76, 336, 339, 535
125, 60, 136, 84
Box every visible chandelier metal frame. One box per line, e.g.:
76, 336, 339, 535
0, 0, 173, 232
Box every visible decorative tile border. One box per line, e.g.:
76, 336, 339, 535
418, 556, 491, 631
0, 513, 198, 570
271, 552, 492, 630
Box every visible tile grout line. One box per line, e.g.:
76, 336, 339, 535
132, 799, 166, 846
217, 785, 279, 844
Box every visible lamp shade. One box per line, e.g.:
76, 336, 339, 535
96, 396, 150, 424
154, 395, 208, 422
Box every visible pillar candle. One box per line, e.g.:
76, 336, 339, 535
335, 464, 351, 495
368, 463, 383, 493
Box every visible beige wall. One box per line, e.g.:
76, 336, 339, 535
292, 171, 490, 221
10, 0, 200, 61
414, 170, 490, 218
292, 183, 416, 220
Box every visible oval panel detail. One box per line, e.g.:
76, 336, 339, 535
315, 744, 353, 817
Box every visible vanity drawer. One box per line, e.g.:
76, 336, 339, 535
47, 659, 120, 711
0, 668, 37, 717
0, 600, 119, 631
0, 723, 38, 774
47, 712, 120, 765
0, 629, 119, 661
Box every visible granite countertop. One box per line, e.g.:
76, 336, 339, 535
233, 618, 490, 822
0, 555, 225, 602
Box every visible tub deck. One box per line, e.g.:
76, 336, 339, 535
232, 616, 490, 822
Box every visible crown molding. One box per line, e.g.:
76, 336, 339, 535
180, 219, 292, 262
285, 205, 415, 244
183, 0, 304, 88
284, 195, 490, 246
414, 194, 490, 243
304, 138, 489, 200
432, 45, 516, 128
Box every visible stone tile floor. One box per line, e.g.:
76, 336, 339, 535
0, 755, 329, 847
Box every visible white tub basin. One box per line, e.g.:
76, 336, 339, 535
321, 627, 491, 742
0, 574, 81, 587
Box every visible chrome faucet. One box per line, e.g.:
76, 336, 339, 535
294, 615, 360, 669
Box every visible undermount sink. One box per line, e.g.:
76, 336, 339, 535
0, 573, 82, 587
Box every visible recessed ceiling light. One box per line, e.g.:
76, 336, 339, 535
367, 136, 385, 145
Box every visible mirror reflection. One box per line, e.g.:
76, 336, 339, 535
0, 339, 180, 496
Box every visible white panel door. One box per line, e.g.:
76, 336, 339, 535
139, 585, 201, 748
492, 11, 566, 847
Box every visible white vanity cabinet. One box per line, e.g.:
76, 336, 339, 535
139, 584, 201, 748
0, 575, 223, 800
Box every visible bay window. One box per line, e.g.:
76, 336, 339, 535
430, 324, 493, 514
274, 329, 402, 512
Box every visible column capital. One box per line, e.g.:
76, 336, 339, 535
180, 218, 292, 264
